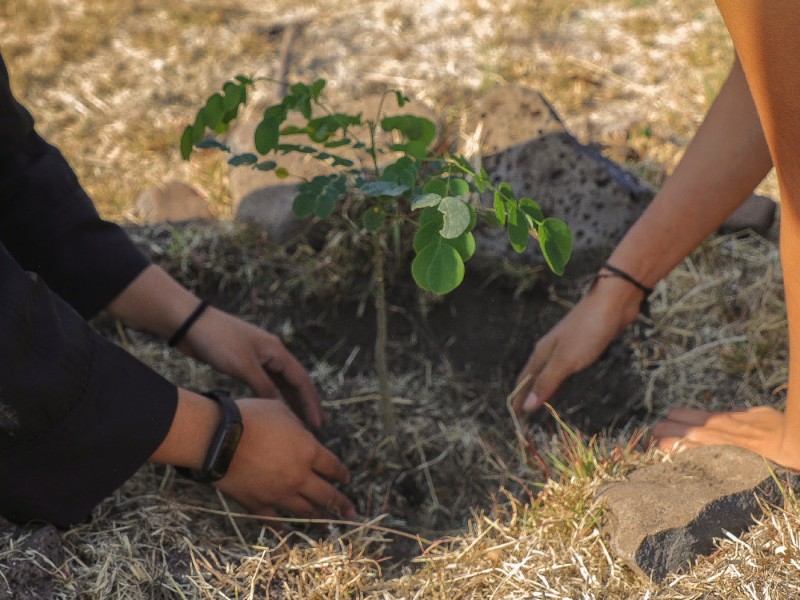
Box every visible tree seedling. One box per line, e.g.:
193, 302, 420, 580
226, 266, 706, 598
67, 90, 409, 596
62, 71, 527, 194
182, 76, 572, 435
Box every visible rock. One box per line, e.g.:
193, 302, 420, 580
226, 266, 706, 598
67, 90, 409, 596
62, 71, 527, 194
226, 90, 440, 244
0, 517, 64, 600
719, 194, 777, 237
465, 84, 654, 277
133, 180, 214, 223
598, 445, 799, 582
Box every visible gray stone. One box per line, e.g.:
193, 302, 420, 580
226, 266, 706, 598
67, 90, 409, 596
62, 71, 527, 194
466, 85, 654, 276
720, 194, 777, 237
133, 180, 214, 223
598, 445, 798, 582
0, 517, 64, 600
226, 90, 440, 244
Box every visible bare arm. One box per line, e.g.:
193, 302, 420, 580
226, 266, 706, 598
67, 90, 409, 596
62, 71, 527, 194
106, 264, 325, 429
513, 55, 773, 413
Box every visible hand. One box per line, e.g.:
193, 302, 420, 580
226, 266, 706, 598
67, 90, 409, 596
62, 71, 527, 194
650, 405, 800, 471
217, 397, 355, 520
512, 279, 641, 416
180, 307, 324, 430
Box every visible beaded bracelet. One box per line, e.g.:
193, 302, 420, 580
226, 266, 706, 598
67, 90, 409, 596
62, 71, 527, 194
168, 300, 210, 347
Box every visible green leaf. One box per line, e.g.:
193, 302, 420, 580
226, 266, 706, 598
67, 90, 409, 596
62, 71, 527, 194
423, 178, 448, 197
202, 94, 225, 130
222, 82, 244, 113
275, 167, 289, 179
307, 113, 361, 142
323, 138, 350, 148
493, 189, 507, 226
446, 177, 470, 197
196, 138, 230, 151
280, 125, 308, 136
255, 118, 280, 154
180, 126, 194, 160
437, 196, 471, 239
413, 221, 441, 252
395, 91, 409, 107
382, 157, 418, 190
359, 180, 409, 198
310, 79, 326, 99
411, 242, 464, 294
380, 115, 436, 146
444, 231, 476, 262
538, 218, 573, 275
419, 206, 444, 228
254, 160, 277, 171
507, 205, 531, 253
292, 192, 316, 219
228, 153, 258, 166
411, 193, 441, 210
235, 74, 253, 85
277, 143, 316, 154
519, 197, 544, 223
389, 140, 428, 159
362, 206, 385, 232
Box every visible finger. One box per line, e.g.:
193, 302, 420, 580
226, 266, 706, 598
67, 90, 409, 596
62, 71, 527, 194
653, 435, 700, 454
312, 445, 352, 485
282, 495, 322, 520
244, 355, 281, 399
651, 418, 734, 446
301, 476, 356, 520
527, 353, 577, 413
512, 337, 557, 415
262, 350, 324, 430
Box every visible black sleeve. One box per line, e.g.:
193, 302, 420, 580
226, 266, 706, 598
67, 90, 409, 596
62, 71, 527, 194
0, 242, 178, 528
0, 133, 151, 319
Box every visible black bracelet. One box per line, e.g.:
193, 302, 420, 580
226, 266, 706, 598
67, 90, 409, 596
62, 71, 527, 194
589, 263, 653, 316
168, 300, 210, 347
598, 263, 653, 296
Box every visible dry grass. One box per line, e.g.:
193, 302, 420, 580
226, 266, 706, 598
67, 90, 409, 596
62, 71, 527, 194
1, 1, 795, 598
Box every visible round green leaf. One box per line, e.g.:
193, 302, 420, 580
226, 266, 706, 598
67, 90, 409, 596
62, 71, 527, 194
411, 193, 441, 210
254, 118, 280, 155
446, 177, 470, 197
423, 178, 448, 196
437, 196, 471, 239
292, 193, 316, 219
538, 218, 573, 276
519, 197, 544, 223
413, 221, 441, 253
425, 243, 465, 295
275, 167, 289, 179
444, 231, 476, 261
359, 180, 408, 198
419, 206, 444, 228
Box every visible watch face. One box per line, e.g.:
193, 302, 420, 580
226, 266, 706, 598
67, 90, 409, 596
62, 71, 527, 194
207, 422, 244, 481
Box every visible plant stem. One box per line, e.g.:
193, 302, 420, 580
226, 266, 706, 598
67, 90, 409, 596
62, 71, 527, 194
373, 232, 396, 436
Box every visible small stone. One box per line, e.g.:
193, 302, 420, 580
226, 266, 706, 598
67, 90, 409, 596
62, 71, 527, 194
133, 180, 214, 224
0, 517, 64, 600
598, 445, 799, 582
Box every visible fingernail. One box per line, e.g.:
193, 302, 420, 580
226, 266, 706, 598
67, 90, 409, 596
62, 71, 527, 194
522, 392, 539, 411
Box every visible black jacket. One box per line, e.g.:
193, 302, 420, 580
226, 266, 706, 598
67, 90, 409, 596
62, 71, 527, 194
0, 53, 177, 528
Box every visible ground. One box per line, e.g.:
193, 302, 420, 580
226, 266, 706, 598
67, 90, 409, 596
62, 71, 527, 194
1, 1, 798, 598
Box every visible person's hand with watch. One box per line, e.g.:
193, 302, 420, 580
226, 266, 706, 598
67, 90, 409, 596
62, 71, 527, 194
151, 388, 355, 520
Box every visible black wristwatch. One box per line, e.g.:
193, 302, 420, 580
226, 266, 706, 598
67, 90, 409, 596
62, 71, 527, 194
176, 390, 244, 484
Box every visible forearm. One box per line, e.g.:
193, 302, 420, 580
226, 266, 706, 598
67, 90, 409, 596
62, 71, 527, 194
607, 56, 772, 292
105, 264, 202, 341
149, 388, 218, 469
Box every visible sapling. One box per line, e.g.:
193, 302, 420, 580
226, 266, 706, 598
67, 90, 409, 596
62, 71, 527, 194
181, 76, 572, 436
